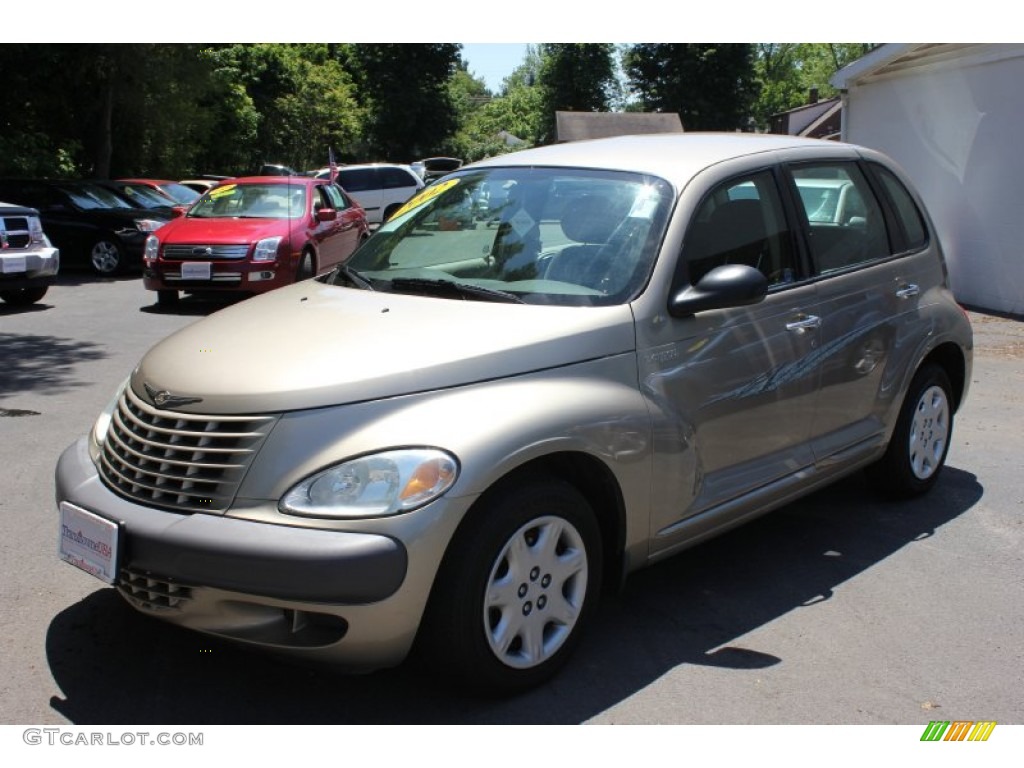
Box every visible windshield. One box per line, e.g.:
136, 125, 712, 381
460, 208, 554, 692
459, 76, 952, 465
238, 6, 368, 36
114, 184, 175, 209
159, 182, 201, 205
188, 182, 308, 219
336, 167, 673, 306
58, 184, 134, 210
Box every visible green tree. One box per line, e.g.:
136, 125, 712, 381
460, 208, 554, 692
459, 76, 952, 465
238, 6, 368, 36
623, 44, 759, 131
538, 44, 617, 143
345, 44, 461, 161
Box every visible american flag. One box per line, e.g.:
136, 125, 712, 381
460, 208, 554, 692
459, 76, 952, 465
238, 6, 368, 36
328, 147, 338, 185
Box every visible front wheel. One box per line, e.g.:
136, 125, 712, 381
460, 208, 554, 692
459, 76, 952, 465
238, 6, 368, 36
296, 250, 315, 281
156, 289, 179, 307
90, 238, 125, 275
868, 363, 954, 497
418, 478, 602, 693
0, 286, 48, 305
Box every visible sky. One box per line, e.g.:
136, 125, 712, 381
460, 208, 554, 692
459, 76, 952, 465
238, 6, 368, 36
460, 43, 531, 93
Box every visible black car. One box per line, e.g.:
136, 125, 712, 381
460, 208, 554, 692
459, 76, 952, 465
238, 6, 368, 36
0, 180, 170, 275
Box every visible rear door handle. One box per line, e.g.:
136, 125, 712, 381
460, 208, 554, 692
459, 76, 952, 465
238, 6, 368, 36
896, 284, 920, 299
786, 314, 822, 333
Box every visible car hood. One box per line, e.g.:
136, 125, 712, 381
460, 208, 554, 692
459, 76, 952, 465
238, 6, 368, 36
50, 206, 169, 227
130, 280, 637, 414
157, 216, 292, 244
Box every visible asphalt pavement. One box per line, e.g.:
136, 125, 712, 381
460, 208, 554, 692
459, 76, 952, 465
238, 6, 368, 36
0, 274, 1021, 725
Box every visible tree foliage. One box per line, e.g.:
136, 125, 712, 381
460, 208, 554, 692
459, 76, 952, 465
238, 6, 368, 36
538, 44, 617, 142
0, 43, 877, 182
623, 44, 759, 131
752, 43, 875, 129
344, 44, 461, 161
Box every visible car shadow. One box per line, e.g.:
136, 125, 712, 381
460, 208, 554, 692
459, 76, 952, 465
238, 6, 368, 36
55, 270, 141, 287
0, 333, 107, 398
139, 293, 251, 317
44, 466, 982, 725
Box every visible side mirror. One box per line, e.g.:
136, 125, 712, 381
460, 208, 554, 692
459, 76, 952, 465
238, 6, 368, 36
668, 264, 768, 318
316, 208, 338, 222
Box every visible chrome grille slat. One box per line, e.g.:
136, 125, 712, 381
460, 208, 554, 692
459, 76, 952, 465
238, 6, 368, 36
98, 386, 276, 513
163, 243, 250, 260
104, 430, 244, 470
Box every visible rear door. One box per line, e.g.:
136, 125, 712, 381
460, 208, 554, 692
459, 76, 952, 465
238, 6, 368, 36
782, 160, 906, 464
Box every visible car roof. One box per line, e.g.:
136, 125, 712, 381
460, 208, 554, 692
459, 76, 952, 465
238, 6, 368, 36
214, 176, 316, 186
338, 163, 416, 172
468, 133, 862, 188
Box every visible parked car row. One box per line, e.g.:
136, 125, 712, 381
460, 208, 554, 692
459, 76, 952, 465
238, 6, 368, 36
0, 179, 170, 275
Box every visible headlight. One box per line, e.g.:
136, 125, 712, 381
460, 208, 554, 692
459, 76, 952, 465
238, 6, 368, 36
88, 379, 128, 466
280, 449, 459, 519
134, 219, 165, 233
253, 236, 283, 262
144, 234, 160, 262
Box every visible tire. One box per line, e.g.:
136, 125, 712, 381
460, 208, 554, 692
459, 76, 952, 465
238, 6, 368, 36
90, 238, 126, 276
418, 477, 602, 693
0, 286, 48, 305
156, 289, 179, 307
868, 363, 954, 498
296, 250, 315, 281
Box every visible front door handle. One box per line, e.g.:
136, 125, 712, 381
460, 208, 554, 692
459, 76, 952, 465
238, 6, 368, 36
896, 284, 920, 299
786, 314, 822, 334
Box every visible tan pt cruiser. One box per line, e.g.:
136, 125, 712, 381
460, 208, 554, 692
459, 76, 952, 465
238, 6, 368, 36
56, 134, 973, 693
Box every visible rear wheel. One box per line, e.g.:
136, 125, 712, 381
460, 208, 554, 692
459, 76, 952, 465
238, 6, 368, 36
418, 478, 602, 693
0, 286, 48, 305
868, 363, 953, 497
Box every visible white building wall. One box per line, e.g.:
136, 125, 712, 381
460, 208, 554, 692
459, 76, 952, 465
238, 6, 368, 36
842, 48, 1024, 315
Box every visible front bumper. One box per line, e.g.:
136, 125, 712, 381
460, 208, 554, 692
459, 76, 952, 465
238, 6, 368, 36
0, 244, 59, 288
143, 258, 293, 294
55, 437, 455, 670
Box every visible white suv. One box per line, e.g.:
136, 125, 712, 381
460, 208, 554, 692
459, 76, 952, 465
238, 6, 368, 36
0, 201, 59, 306
317, 164, 424, 224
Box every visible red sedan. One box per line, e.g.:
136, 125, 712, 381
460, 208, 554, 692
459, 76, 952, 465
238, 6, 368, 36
142, 176, 369, 305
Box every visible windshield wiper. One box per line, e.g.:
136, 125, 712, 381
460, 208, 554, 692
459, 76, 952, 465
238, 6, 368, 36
388, 277, 524, 304
331, 263, 375, 291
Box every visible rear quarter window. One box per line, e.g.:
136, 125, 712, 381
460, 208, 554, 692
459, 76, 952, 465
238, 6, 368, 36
870, 163, 928, 251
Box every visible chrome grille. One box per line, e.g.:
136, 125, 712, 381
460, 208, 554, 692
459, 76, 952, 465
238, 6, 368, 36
99, 385, 276, 513
119, 568, 193, 611
163, 244, 250, 260
162, 271, 243, 284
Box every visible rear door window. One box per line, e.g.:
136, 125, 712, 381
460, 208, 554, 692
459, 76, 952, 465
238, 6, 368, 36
788, 162, 891, 274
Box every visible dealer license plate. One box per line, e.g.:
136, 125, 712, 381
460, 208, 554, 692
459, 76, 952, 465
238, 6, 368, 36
1, 255, 27, 273
58, 502, 120, 584
181, 261, 212, 280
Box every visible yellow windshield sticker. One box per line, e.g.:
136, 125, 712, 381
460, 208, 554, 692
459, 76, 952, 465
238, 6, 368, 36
209, 184, 236, 199
389, 179, 459, 221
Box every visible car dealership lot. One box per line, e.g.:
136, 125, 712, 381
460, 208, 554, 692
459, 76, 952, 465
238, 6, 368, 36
1, 275, 1022, 724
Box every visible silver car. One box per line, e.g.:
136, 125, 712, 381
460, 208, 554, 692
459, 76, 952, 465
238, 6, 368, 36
56, 134, 972, 693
